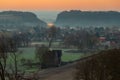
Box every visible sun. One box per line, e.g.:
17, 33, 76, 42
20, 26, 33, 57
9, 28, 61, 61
47, 23, 55, 28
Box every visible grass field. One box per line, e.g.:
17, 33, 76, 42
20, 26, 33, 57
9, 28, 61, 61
7, 47, 83, 73
19, 47, 83, 62
6, 42, 90, 73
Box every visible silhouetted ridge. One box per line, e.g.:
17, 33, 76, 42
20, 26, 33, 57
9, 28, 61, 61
0, 11, 47, 28
55, 10, 120, 27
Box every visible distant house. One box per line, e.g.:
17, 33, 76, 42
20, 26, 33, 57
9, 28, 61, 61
99, 37, 106, 42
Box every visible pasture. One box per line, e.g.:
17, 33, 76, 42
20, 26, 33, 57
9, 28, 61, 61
19, 47, 84, 62
7, 42, 91, 73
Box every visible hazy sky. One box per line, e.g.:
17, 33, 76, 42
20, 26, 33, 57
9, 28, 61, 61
0, 0, 120, 11
1, 0, 120, 23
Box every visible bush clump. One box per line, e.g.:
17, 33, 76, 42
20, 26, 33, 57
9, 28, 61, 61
75, 49, 120, 80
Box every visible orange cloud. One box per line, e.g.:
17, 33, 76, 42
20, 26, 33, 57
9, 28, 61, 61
0, 0, 120, 11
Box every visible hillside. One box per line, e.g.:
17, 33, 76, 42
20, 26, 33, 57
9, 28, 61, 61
0, 11, 47, 28
27, 49, 120, 80
55, 10, 120, 27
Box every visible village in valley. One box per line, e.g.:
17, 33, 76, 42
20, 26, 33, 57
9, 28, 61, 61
0, 0, 120, 79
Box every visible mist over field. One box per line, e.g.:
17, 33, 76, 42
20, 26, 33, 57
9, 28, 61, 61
32, 11, 60, 23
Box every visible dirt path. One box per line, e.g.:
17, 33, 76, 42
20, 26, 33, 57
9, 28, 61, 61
34, 54, 96, 80
24, 54, 97, 80
35, 62, 77, 80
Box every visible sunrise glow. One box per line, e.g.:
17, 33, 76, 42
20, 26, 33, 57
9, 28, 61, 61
0, 0, 120, 11
48, 23, 55, 28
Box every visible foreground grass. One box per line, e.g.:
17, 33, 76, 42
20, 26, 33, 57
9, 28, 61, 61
19, 47, 84, 62
6, 42, 91, 73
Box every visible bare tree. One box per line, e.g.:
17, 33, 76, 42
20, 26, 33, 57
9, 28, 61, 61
74, 49, 120, 80
35, 45, 49, 65
47, 24, 57, 48
0, 34, 9, 80
13, 32, 31, 47
0, 33, 24, 80
8, 35, 25, 80
63, 29, 98, 50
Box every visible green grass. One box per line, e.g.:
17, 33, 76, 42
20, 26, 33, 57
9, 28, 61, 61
17, 47, 84, 72
14, 47, 83, 72
6, 41, 91, 73
19, 47, 35, 60
31, 41, 60, 48
18, 47, 83, 62
61, 53, 83, 62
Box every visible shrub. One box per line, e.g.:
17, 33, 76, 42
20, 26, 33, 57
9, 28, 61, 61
74, 49, 120, 80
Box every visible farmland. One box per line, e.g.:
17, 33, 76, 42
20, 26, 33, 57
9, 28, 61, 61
19, 47, 84, 62
6, 41, 91, 73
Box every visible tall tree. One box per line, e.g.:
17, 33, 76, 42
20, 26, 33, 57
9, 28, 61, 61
47, 24, 57, 48
0, 34, 8, 80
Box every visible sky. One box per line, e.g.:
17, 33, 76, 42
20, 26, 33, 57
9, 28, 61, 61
0, 0, 120, 23
0, 0, 120, 11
